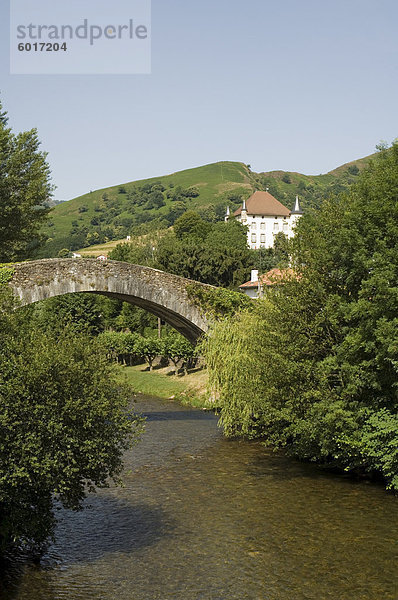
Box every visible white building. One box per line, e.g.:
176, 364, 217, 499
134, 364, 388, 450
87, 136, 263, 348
231, 190, 303, 249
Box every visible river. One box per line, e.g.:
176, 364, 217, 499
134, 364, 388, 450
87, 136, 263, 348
1, 395, 397, 600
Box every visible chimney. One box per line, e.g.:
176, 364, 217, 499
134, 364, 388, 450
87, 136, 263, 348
251, 269, 259, 282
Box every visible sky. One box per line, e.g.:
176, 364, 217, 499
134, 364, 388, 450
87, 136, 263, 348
1, 0, 397, 201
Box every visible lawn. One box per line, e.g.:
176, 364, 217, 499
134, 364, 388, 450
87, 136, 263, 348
117, 363, 209, 408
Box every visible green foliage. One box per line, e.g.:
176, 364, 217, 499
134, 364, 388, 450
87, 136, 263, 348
0, 99, 53, 261
272, 232, 291, 267
26, 294, 106, 336
348, 164, 360, 175
187, 282, 252, 319
174, 210, 211, 241
134, 336, 162, 371
97, 330, 140, 364
162, 332, 195, 372
114, 302, 157, 335
108, 233, 159, 268
39, 162, 253, 257
156, 217, 253, 288
98, 330, 195, 373
0, 101, 144, 552
0, 265, 15, 285
57, 248, 70, 258
358, 409, 398, 490
204, 143, 398, 489
39, 151, 377, 259
251, 232, 291, 273
0, 307, 143, 550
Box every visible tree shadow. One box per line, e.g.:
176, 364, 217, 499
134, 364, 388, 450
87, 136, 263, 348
0, 495, 172, 599
246, 448, 381, 488
143, 409, 216, 422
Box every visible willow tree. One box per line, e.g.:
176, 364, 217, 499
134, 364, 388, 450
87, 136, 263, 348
205, 142, 398, 490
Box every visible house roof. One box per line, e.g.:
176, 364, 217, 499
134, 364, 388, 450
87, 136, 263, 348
239, 268, 297, 289
234, 190, 291, 217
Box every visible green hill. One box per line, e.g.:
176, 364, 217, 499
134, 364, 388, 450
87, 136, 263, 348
39, 154, 376, 258
40, 161, 254, 257
254, 153, 376, 213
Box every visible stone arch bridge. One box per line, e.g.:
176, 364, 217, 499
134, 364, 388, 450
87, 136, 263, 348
9, 258, 211, 343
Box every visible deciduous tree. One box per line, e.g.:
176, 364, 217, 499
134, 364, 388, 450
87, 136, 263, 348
0, 99, 53, 261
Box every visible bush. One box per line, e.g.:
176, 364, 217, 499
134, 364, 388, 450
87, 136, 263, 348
0, 318, 143, 550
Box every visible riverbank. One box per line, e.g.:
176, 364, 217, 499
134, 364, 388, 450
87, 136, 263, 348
117, 363, 210, 408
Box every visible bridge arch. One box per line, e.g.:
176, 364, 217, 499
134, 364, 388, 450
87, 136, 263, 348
9, 258, 211, 343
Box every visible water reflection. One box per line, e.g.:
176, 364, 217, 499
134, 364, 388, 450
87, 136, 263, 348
1, 396, 397, 600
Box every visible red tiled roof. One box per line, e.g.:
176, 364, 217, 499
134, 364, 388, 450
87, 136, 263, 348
234, 190, 290, 217
239, 268, 297, 288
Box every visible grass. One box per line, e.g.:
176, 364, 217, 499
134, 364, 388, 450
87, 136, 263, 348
43, 161, 253, 240
116, 363, 210, 408
76, 229, 169, 257
76, 239, 127, 257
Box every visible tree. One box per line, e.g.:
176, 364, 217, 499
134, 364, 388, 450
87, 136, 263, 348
348, 164, 360, 175
27, 293, 106, 336
0, 99, 53, 262
156, 217, 252, 288
162, 333, 195, 374
97, 330, 140, 365
115, 303, 157, 335
173, 211, 210, 241
165, 200, 187, 225
144, 191, 165, 210
0, 302, 143, 550
134, 336, 162, 371
204, 143, 398, 490
0, 102, 144, 552
273, 231, 290, 267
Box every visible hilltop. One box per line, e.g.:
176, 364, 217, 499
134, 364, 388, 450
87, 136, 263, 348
38, 154, 376, 258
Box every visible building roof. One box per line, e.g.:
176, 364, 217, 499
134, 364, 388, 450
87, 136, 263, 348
234, 190, 291, 217
239, 268, 297, 289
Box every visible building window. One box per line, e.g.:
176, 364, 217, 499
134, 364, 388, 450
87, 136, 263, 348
260, 222, 266, 230
251, 233, 257, 244
283, 222, 288, 233
273, 222, 279, 233
251, 222, 257, 231
260, 233, 266, 243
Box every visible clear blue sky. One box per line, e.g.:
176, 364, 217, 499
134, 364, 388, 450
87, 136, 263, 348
1, 0, 397, 200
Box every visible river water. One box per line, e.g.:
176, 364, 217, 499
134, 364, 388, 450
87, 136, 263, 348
1, 396, 397, 600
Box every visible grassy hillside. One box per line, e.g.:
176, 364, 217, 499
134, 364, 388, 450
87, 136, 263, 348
253, 153, 377, 213
74, 239, 127, 258
39, 154, 376, 258
39, 161, 254, 257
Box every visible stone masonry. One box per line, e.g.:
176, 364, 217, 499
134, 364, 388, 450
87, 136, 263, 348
10, 258, 211, 343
